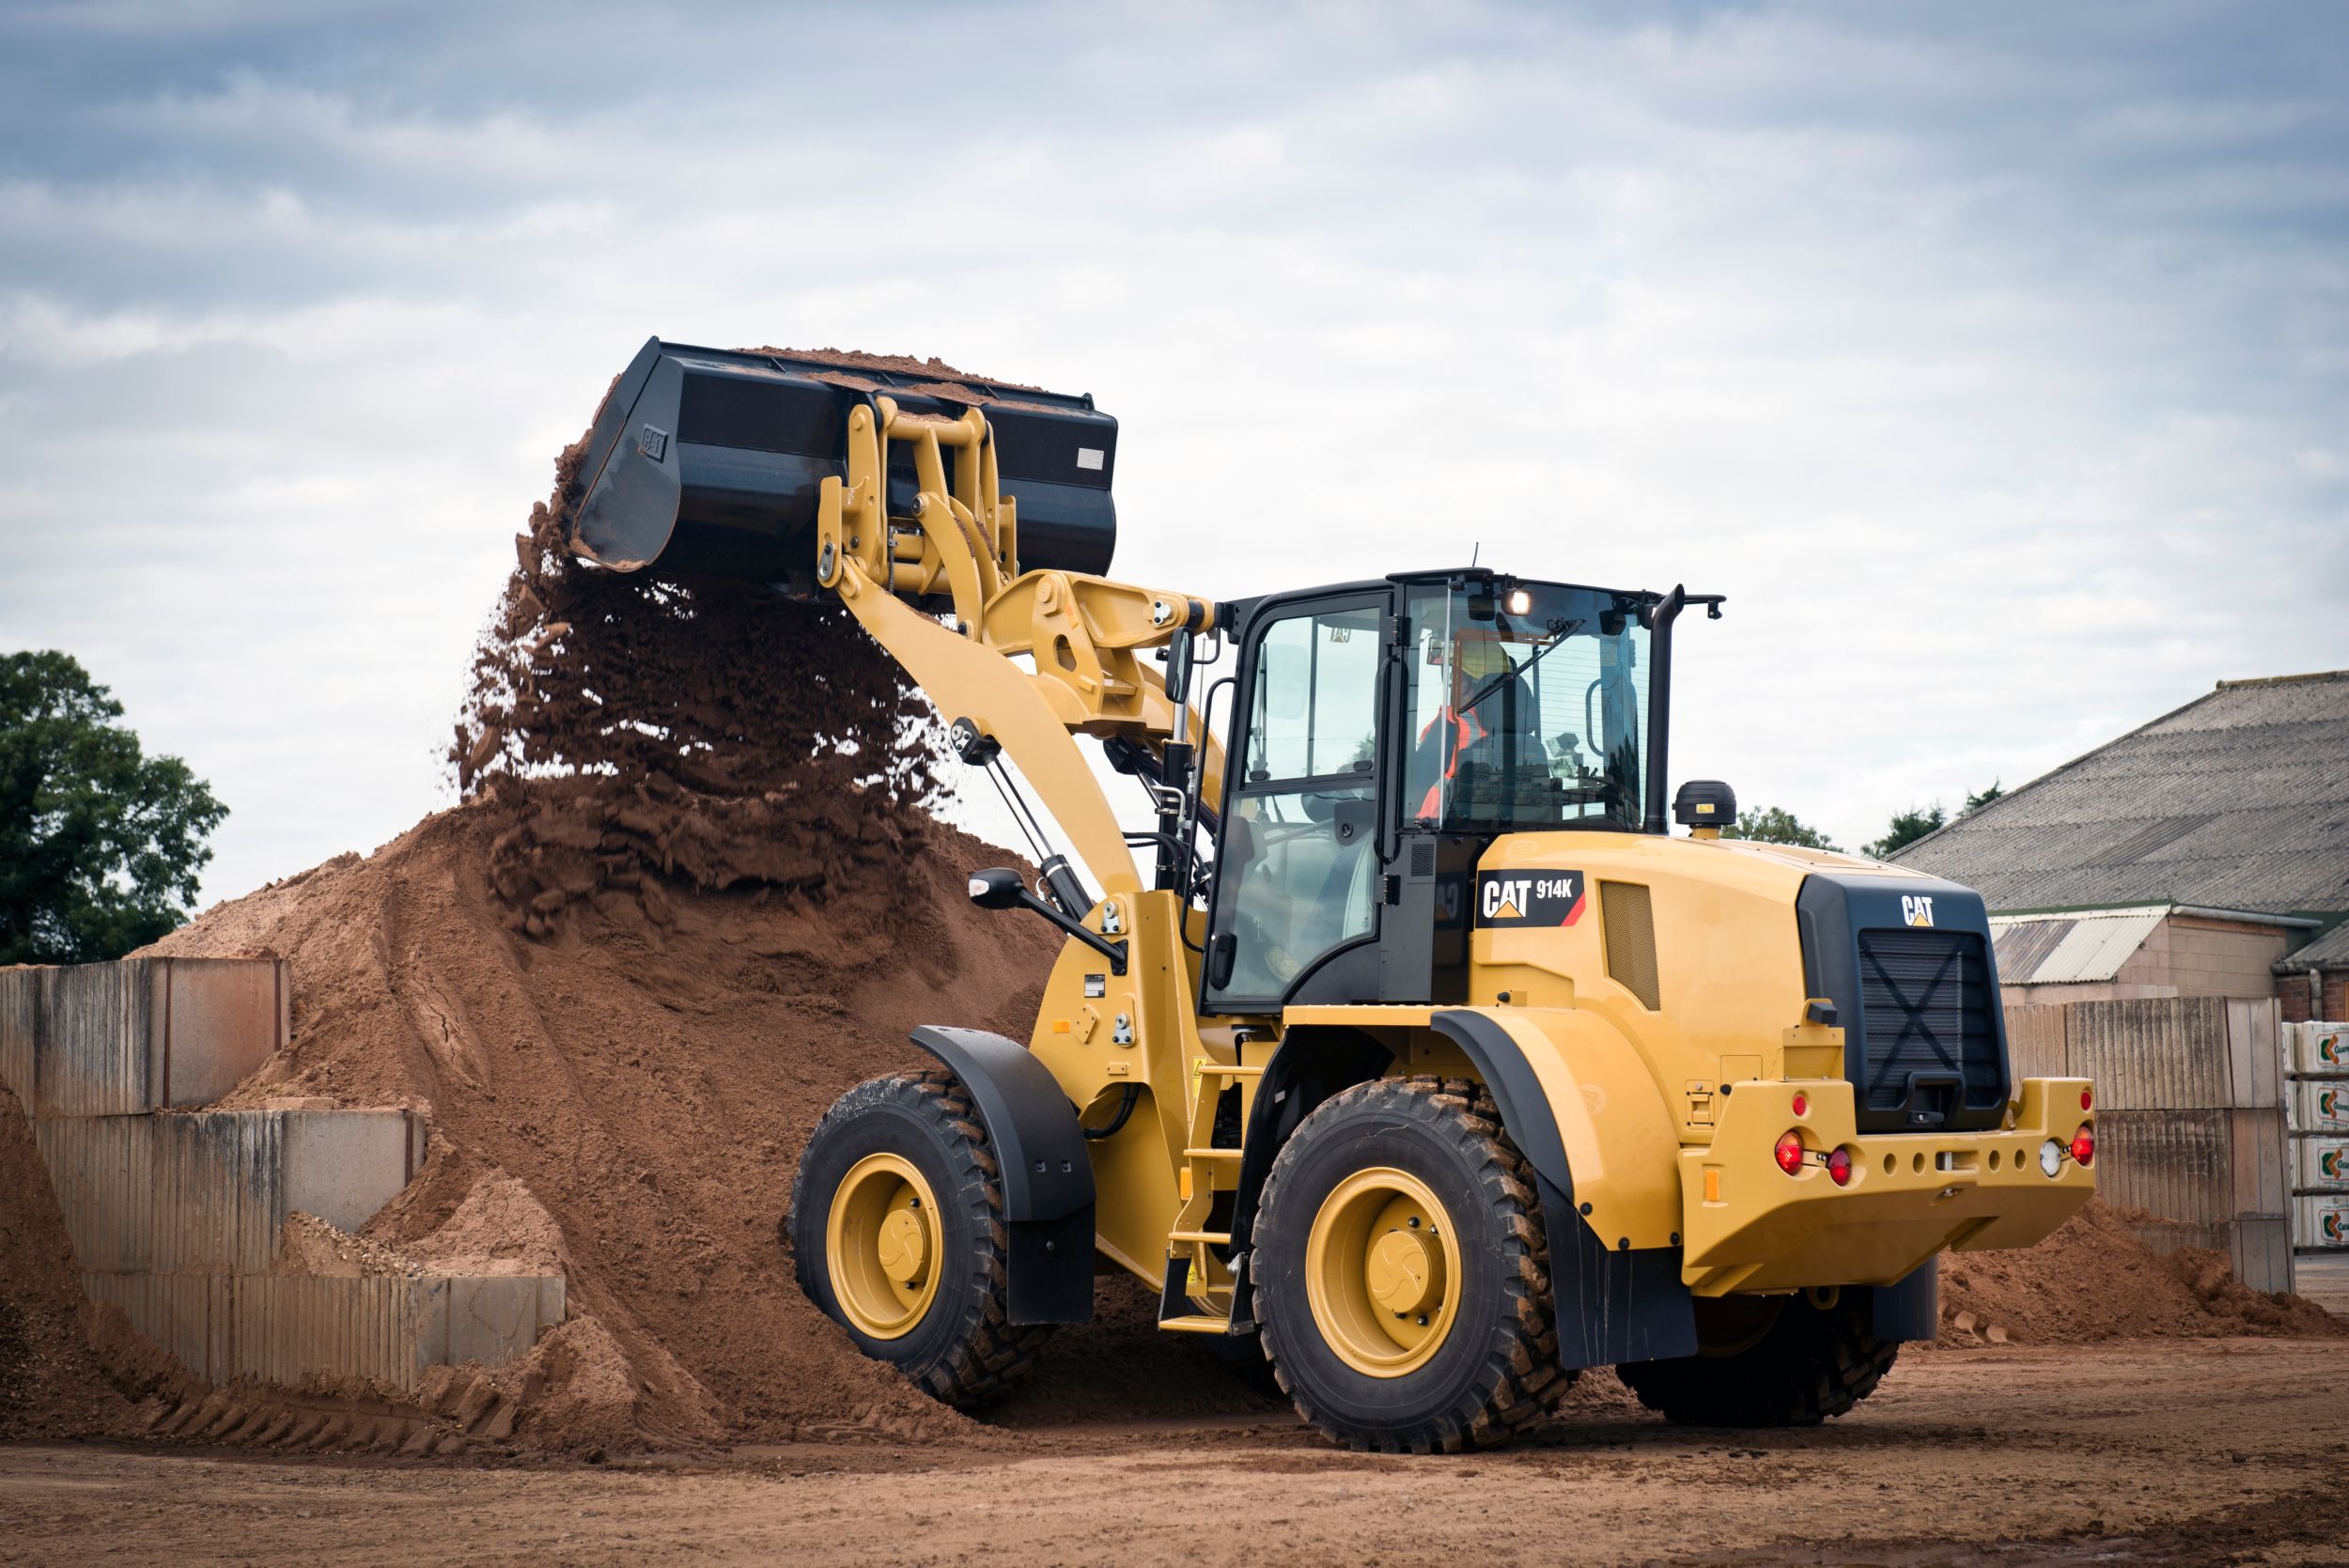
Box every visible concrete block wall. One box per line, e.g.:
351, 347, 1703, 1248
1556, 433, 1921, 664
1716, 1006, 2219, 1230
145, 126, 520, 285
34, 1109, 425, 1274
0, 958, 288, 1116
2096, 1108, 2288, 1225
2158, 919, 2293, 1001
1, 957, 561, 1395
2004, 995, 2294, 1292
72, 1273, 565, 1391
2047, 996, 2281, 1112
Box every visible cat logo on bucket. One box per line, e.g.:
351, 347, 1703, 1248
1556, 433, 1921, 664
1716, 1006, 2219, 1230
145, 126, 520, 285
1901, 895, 1937, 928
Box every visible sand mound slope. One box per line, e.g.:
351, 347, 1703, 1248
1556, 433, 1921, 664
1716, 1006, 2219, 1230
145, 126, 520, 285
141, 780, 1064, 1449
1937, 1199, 2343, 1346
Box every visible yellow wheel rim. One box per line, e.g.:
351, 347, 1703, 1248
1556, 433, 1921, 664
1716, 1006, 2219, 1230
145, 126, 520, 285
825, 1152, 942, 1340
1304, 1166, 1462, 1377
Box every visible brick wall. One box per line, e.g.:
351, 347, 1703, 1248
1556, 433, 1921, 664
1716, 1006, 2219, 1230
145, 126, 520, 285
2281, 972, 2349, 1024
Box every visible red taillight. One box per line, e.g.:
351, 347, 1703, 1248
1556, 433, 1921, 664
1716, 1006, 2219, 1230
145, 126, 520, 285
2070, 1126, 2095, 1167
1775, 1131, 1806, 1174
1791, 1093, 1809, 1118
2080, 1088, 2092, 1111
1826, 1147, 1853, 1187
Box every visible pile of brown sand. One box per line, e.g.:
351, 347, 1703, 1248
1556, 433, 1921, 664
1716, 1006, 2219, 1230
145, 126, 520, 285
1936, 1199, 2344, 1346
135, 788, 1065, 1452
94, 391, 1066, 1451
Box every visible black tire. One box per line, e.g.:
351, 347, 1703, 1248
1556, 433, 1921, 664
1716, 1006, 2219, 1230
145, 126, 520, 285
1614, 1290, 1899, 1426
787, 1069, 1053, 1407
1253, 1076, 1573, 1453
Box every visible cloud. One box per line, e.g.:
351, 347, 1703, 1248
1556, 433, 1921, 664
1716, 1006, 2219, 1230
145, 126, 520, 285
0, 0, 2343, 900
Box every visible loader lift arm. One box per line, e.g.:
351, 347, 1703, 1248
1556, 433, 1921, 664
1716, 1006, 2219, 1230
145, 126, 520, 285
809, 395, 1224, 908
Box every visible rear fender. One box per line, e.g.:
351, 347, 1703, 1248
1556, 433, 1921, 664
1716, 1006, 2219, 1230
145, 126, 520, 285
908, 1025, 1096, 1325
1429, 1008, 1699, 1367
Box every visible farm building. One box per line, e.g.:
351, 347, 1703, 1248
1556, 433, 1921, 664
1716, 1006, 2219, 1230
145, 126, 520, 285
1891, 670, 2349, 1019
1891, 670, 2349, 1282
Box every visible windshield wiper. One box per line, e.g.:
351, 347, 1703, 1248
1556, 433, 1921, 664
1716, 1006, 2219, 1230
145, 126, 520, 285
1457, 616, 1583, 718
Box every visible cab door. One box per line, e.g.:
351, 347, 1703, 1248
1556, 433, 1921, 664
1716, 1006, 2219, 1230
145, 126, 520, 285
1202, 591, 1390, 1013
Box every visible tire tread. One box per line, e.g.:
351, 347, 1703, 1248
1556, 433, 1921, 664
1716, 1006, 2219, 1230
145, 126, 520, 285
1614, 1293, 1898, 1427
1255, 1076, 1574, 1454
786, 1069, 1054, 1409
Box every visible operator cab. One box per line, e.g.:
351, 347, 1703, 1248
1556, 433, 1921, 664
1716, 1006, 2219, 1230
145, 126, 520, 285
1193, 569, 1721, 1017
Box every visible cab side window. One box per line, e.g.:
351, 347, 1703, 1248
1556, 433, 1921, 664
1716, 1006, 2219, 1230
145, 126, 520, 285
1209, 600, 1383, 1005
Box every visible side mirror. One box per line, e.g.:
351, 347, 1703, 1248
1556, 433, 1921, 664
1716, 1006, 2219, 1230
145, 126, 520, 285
968, 868, 1027, 910
968, 866, 1129, 974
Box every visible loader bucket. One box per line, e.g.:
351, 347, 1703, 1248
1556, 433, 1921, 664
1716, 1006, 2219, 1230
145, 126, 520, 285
563, 338, 1119, 586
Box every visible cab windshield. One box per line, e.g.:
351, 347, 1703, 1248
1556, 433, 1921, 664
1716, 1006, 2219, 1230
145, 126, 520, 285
1402, 579, 1652, 832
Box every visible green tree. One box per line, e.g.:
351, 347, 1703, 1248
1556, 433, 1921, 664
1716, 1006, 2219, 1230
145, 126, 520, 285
1866, 802, 1948, 860
0, 652, 227, 965
1723, 805, 1842, 852
1964, 779, 2004, 812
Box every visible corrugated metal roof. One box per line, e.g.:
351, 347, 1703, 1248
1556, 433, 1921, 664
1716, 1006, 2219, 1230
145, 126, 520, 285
2279, 921, 2349, 974
1892, 671, 2349, 914
1990, 907, 2167, 984
2037, 908, 2170, 983
1991, 917, 2077, 981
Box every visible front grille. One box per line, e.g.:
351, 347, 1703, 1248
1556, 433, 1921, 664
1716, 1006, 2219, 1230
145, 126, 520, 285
1856, 928, 2001, 1122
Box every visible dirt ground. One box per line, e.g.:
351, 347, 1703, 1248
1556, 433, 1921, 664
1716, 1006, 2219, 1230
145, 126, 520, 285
5, 1337, 2345, 1567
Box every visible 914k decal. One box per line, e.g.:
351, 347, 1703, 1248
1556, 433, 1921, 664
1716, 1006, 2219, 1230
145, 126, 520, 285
1476, 869, 1586, 927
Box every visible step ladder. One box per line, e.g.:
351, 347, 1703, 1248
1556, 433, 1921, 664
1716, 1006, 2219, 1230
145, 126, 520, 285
1158, 1058, 1261, 1334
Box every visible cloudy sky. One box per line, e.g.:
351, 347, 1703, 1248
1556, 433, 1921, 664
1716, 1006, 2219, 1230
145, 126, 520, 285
3, 0, 2343, 907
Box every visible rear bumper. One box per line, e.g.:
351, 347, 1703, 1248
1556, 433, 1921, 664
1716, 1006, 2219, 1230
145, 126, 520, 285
1678, 1077, 2095, 1296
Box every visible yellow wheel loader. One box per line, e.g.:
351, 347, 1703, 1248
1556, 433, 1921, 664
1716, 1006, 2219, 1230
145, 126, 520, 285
561, 340, 2098, 1452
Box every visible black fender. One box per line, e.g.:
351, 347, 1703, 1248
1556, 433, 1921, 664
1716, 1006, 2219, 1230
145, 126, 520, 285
908, 1026, 1095, 1325
1426, 1010, 1698, 1368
